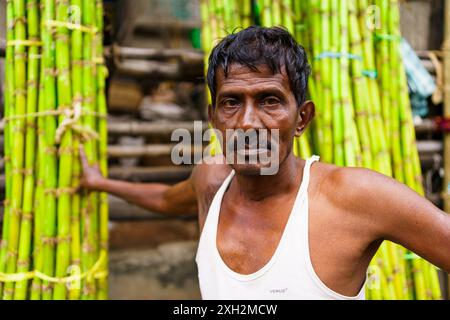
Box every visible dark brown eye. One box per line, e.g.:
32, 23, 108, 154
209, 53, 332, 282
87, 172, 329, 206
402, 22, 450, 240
261, 97, 280, 107
223, 99, 240, 108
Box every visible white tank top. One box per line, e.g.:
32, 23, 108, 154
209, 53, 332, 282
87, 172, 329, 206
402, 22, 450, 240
195, 155, 366, 300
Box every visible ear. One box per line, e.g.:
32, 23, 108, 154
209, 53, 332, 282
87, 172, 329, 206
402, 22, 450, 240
294, 100, 315, 137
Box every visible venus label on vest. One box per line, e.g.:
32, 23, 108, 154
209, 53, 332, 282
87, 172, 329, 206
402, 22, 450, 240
270, 288, 288, 294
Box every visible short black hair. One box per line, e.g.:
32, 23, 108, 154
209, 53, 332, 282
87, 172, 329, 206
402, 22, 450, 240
206, 25, 311, 108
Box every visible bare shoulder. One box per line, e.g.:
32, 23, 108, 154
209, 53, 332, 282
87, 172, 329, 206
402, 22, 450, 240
309, 161, 397, 212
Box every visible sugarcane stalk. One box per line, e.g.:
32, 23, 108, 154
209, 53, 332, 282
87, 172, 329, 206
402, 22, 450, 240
53, 0, 74, 300
309, 0, 324, 158
320, 0, 335, 165
271, 0, 282, 27
375, 0, 392, 158
357, 0, 390, 176
66, 0, 83, 300
0, 0, 16, 298
281, 0, 294, 34
95, 0, 109, 300
30, 68, 46, 300
14, 0, 40, 300
339, 0, 358, 167
260, 0, 272, 26
241, 0, 252, 28
348, 0, 372, 169
328, 0, 343, 166
41, 0, 59, 300
3, 0, 28, 300
80, 0, 99, 299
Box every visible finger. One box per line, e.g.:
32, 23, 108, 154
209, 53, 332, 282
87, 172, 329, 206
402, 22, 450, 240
79, 145, 89, 168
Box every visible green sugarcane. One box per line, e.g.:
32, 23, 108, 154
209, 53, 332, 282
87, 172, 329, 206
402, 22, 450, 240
41, 0, 59, 300
241, 0, 252, 28
389, 0, 432, 299
209, 0, 220, 46
230, 0, 241, 28
30, 68, 46, 300
222, 0, 232, 33
281, 0, 294, 33
261, 0, 272, 26
357, 0, 392, 177
53, 0, 75, 300
3, 0, 28, 300
80, 0, 100, 299
387, 2, 417, 299
309, 0, 324, 157
0, 0, 16, 298
375, 0, 393, 156
95, 0, 109, 300
328, 0, 344, 166
215, 0, 226, 38
295, 1, 319, 155
292, 0, 303, 42
298, 133, 312, 159
271, 0, 281, 27
320, 0, 334, 164
348, 0, 373, 169
370, 0, 406, 299
200, 0, 212, 53
67, 0, 83, 300
14, 0, 41, 300
395, 35, 439, 298
339, 0, 358, 167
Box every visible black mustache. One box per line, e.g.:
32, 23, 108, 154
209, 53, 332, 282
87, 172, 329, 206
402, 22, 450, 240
226, 138, 273, 151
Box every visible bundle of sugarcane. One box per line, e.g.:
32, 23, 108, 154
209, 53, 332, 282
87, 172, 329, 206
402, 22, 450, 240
371, 0, 441, 300
0, 0, 109, 300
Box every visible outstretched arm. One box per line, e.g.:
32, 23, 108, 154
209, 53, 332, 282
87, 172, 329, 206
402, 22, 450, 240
80, 147, 198, 216
340, 167, 450, 273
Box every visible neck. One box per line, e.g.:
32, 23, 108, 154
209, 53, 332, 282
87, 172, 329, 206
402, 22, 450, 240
233, 153, 304, 202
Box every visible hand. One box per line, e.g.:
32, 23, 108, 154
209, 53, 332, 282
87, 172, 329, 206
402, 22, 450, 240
79, 145, 106, 191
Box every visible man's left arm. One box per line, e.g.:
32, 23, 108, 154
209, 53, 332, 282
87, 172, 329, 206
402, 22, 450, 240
342, 167, 450, 273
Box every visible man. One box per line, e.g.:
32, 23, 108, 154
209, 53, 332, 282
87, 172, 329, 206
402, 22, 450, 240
81, 26, 450, 299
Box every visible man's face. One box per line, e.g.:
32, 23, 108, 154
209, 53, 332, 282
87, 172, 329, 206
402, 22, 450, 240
209, 63, 313, 175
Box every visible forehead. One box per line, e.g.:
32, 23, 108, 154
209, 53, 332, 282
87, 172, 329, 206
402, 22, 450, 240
215, 63, 291, 93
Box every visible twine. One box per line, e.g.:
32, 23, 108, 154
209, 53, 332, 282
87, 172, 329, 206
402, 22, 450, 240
44, 20, 98, 34
362, 70, 378, 79
7, 39, 43, 47
314, 51, 363, 61
3, 108, 107, 122
44, 187, 78, 197
0, 250, 108, 283
374, 33, 402, 42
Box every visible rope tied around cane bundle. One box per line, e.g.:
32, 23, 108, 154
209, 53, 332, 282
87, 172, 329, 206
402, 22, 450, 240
2, 102, 105, 144
0, 250, 108, 284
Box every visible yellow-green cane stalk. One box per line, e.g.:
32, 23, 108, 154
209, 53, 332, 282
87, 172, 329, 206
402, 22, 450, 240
80, 0, 99, 299
95, 0, 109, 299
41, 0, 59, 300
0, 0, 16, 298
67, 0, 83, 300
3, 0, 28, 300
14, 0, 41, 300
53, 0, 74, 300
30, 68, 46, 300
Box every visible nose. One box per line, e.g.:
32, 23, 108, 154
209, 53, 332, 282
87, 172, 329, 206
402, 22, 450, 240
238, 100, 263, 130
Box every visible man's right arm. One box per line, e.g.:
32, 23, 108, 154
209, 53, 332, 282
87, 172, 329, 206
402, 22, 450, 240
80, 147, 198, 216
